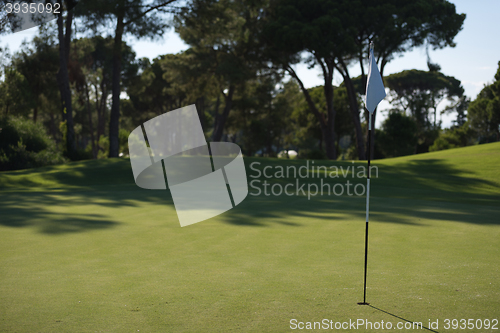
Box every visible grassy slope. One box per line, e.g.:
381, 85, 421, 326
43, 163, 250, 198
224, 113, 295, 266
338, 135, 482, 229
0, 142, 499, 332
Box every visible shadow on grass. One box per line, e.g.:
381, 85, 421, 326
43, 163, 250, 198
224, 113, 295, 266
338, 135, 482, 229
0, 156, 499, 233
375, 158, 499, 201
0, 186, 176, 234
367, 304, 439, 333
216, 157, 500, 227
0, 158, 136, 190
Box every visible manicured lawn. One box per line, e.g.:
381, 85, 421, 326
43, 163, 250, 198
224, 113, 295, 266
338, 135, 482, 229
1, 142, 499, 332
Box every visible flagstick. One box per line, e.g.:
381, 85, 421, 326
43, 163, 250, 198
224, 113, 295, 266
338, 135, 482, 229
358, 111, 372, 306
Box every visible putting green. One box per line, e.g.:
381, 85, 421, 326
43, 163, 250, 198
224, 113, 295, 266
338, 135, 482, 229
0, 143, 499, 332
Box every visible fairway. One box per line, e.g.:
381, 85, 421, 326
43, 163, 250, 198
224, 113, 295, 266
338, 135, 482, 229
1, 142, 499, 332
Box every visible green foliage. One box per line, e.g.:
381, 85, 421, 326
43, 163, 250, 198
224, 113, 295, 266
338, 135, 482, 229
230, 76, 291, 157
384, 69, 464, 154
70, 36, 139, 158
176, 0, 267, 142
1, 27, 64, 149
282, 82, 356, 158
126, 53, 199, 128
0, 117, 66, 171
262, 0, 359, 159
416, 126, 440, 154
74, 0, 177, 157
118, 128, 130, 156
0, 66, 31, 116
76, 0, 174, 40
377, 111, 418, 158
384, 69, 464, 125
263, 0, 356, 60
262, 0, 465, 160
443, 95, 470, 127
0, 0, 469, 164
96, 136, 109, 159
467, 61, 500, 143
429, 123, 476, 152
13, 31, 60, 122
176, 0, 259, 83
287, 84, 323, 152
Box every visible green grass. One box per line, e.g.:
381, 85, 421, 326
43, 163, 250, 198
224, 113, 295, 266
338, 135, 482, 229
1, 142, 499, 332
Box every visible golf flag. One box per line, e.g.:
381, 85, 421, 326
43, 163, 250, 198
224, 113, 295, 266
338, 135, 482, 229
359, 43, 385, 306
365, 48, 386, 113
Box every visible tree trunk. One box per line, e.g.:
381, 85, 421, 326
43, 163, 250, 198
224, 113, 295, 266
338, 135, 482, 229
196, 96, 206, 132
212, 85, 234, 142
33, 106, 38, 123
322, 125, 336, 160
49, 112, 58, 143
287, 65, 337, 159
56, 3, 76, 158
85, 82, 97, 159
343, 74, 365, 160
212, 94, 220, 134
96, 84, 107, 142
108, 13, 125, 158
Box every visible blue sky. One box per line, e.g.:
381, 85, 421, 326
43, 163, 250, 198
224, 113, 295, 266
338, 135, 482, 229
1, 0, 499, 128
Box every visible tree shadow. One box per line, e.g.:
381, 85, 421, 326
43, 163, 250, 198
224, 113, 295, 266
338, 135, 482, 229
374, 159, 499, 202
0, 186, 176, 234
0, 156, 499, 232
218, 157, 500, 227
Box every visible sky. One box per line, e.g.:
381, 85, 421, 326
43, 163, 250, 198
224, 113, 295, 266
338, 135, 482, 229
1, 0, 499, 128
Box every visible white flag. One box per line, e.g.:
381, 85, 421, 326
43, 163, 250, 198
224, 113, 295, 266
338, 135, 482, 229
365, 48, 386, 113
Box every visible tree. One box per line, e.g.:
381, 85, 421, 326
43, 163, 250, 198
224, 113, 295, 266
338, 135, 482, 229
228, 75, 291, 156
126, 56, 176, 127
125, 50, 216, 135
160, 50, 220, 133
385, 69, 463, 122
468, 61, 500, 143
128, 56, 182, 118
1, 0, 81, 157
263, 0, 464, 160
0, 66, 30, 116
384, 69, 464, 153
176, 0, 265, 142
70, 36, 139, 158
345, 0, 465, 160
76, 0, 178, 157
285, 83, 356, 158
377, 111, 417, 157
0, 0, 18, 34
55, 0, 78, 158
444, 95, 470, 128
13, 31, 60, 124
262, 0, 359, 159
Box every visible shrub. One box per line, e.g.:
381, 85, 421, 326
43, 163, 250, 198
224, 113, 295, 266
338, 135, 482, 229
0, 117, 66, 171
377, 111, 418, 157
429, 123, 476, 152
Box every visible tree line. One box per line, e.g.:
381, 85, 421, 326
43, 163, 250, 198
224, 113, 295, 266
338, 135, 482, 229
1, 0, 498, 171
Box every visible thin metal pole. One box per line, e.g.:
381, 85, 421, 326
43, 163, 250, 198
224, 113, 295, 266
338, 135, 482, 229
359, 111, 372, 305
